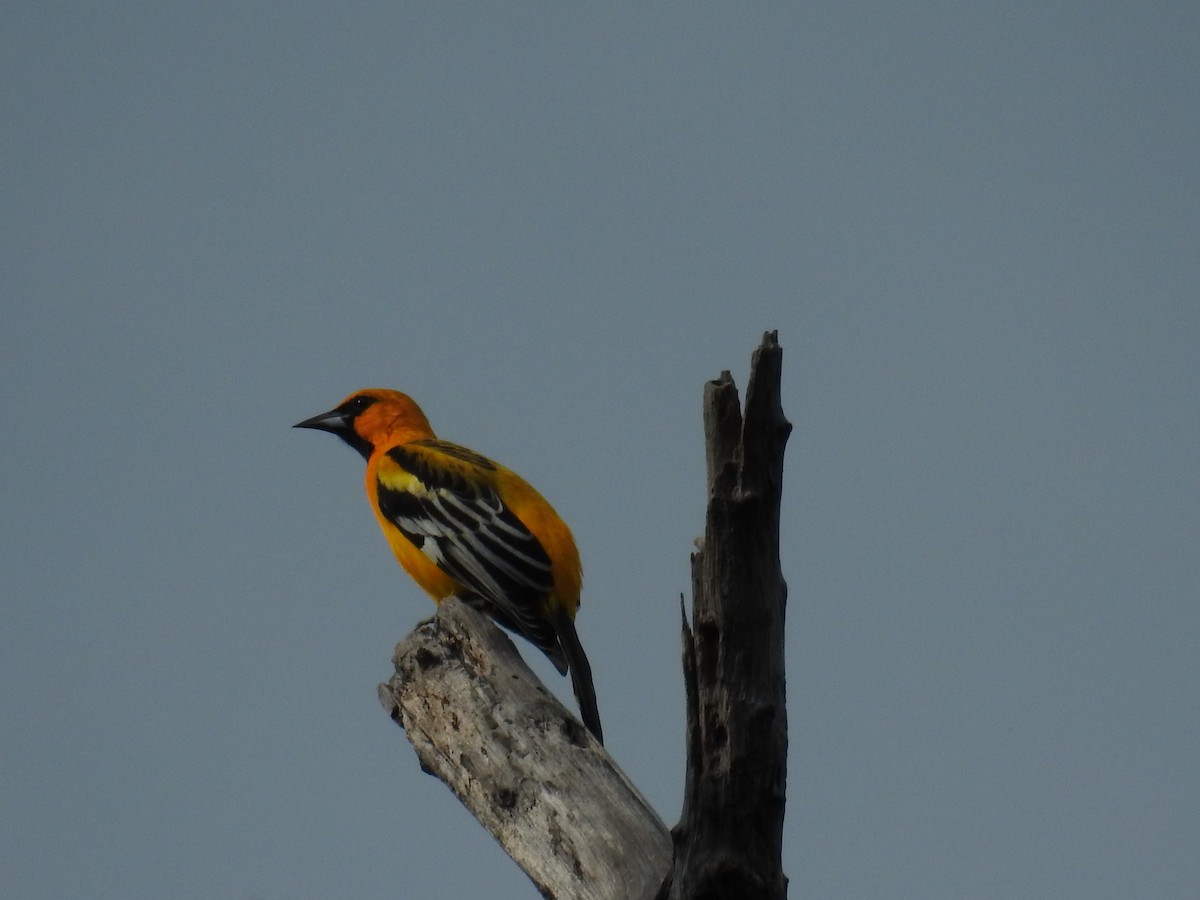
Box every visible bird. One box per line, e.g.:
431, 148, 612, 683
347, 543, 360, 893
295, 388, 603, 743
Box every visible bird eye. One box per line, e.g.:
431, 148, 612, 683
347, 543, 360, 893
342, 395, 375, 415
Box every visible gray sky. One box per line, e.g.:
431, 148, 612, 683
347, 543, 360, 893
4, 4, 1198, 898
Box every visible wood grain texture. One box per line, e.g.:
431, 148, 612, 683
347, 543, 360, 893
379, 599, 672, 899
667, 331, 792, 900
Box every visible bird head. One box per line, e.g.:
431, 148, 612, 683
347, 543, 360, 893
294, 389, 435, 461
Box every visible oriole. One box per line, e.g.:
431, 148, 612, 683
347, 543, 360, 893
295, 388, 603, 743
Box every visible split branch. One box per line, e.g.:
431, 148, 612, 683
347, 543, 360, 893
379, 332, 790, 900
668, 330, 791, 900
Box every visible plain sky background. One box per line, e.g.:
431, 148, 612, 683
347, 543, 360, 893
3, 3, 1198, 898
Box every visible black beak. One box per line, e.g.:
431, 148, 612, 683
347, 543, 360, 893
293, 407, 351, 435
295, 403, 373, 461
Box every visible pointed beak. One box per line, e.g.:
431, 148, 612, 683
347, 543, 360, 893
293, 407, 350, 434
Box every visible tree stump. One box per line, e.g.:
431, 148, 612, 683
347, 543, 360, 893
380, 332, 790, 899
667, 330, 791, 900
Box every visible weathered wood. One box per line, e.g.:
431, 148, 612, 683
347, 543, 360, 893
379, 599, 673, 900
667, 331, 791, 900
379, 334, 790, 899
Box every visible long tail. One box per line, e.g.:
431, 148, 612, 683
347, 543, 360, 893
550, 606, 604, 744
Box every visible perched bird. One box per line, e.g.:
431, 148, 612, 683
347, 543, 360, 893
295, 389, 602, 743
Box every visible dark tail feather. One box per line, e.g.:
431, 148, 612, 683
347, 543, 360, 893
550, 606, 604, 744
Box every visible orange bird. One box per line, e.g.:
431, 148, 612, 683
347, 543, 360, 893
295, 389, 602, 743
